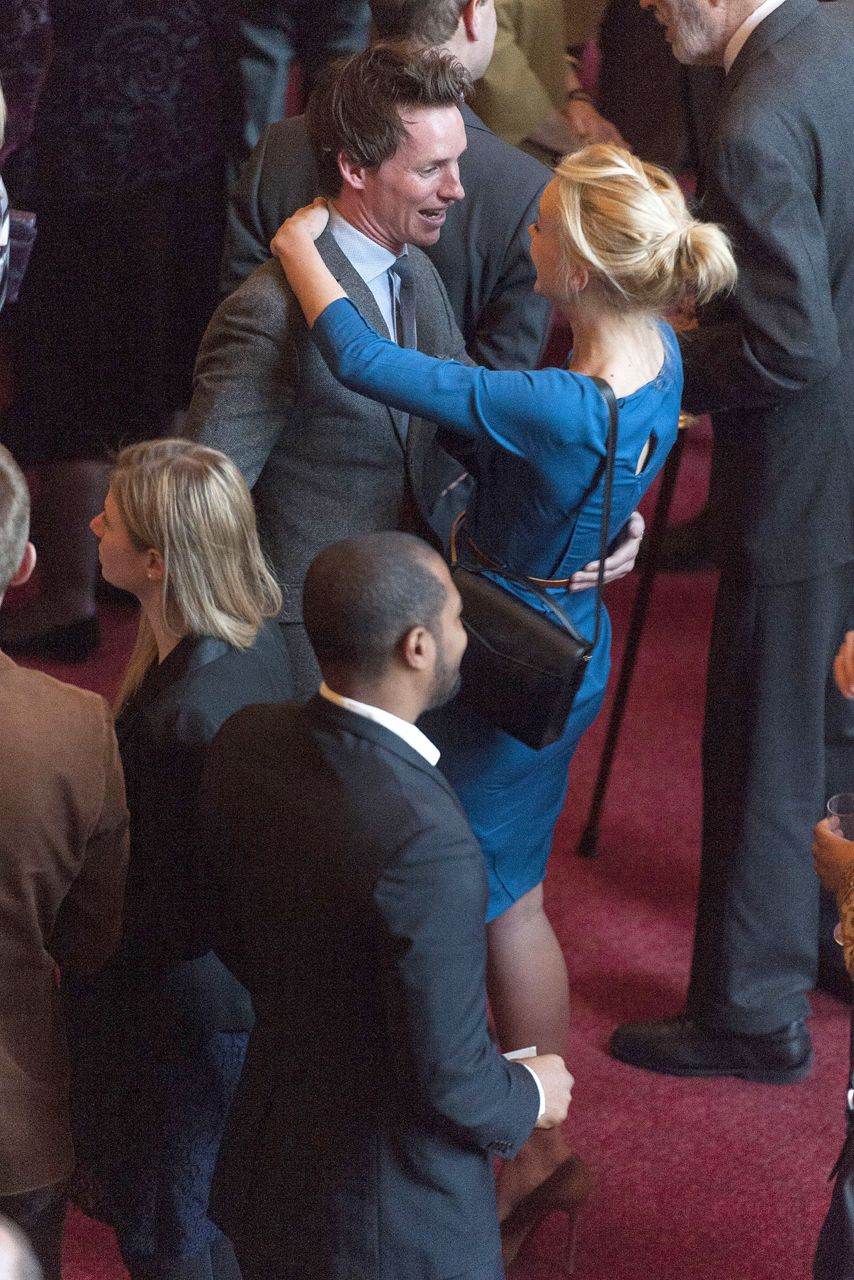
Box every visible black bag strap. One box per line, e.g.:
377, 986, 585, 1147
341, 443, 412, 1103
588, 376, 619, 650
453, 377, 619, 647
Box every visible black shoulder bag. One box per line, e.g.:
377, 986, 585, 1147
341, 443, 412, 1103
450, 377, 618, 750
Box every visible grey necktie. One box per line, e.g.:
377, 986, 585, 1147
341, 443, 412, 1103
388, 255, 417, 349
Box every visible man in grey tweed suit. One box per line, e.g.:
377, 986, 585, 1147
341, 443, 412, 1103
186, 44, 474, 695
220, 0, 553, 373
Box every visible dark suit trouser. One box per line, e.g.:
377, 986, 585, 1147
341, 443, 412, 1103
686, 558, 854, 1035
235, 0, 369, 167
815, 1010, 854, 1279
0, 1181, 67, 1280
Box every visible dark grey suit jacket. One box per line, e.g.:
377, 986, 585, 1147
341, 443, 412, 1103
219, 103, 552, 370
201, 695, 539, 1280
681, 0, 854, 585
186, 229, 469, 693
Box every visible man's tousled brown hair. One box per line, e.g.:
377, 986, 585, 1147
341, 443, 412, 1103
305, 42, 471, 196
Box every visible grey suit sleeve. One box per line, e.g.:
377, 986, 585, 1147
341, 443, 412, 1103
682, 128, 840, 416
373, 825, 539, 1156
184, 271, 300, 488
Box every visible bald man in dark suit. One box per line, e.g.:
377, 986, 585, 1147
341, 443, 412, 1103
202, 533, 574, 1280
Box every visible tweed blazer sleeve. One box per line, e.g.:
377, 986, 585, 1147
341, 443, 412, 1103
49, 695, 129, 975
185, 262, 302, 486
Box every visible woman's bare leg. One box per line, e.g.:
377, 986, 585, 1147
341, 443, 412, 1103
487, 883, 576, 1219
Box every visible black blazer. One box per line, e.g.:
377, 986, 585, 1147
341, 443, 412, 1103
219, 104, 552, 371
63, 621, 293, 1169
79, 621, 293, 1043
681, 0, 854, 585
201, 695, 539, 1280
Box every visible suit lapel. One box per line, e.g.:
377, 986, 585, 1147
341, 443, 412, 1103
725, 0, 816, 94
304, 693, 461, 804
317, 228, 391, 338
115, 634, 228, 748
316, 228, 409, 452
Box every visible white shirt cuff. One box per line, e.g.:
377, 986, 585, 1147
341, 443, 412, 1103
520, 1062, 546, 1119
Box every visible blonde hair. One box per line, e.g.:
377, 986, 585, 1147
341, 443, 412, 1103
552, 143, 737, 313
112, 439, 281, 710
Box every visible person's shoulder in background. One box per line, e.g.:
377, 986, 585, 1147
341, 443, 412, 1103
220, 116, 319, 297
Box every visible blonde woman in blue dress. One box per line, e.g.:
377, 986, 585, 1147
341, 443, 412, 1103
271, 143, 736, 1265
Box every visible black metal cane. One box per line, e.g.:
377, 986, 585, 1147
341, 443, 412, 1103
576, 424, 688, 858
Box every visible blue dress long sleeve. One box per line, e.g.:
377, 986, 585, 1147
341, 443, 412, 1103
313, 297, 682, 919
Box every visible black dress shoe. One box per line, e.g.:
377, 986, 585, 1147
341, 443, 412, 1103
610, 1015, 813, 1084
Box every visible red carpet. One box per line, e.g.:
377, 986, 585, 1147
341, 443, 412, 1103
19, 422, 847, 1280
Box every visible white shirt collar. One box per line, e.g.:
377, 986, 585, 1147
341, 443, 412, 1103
724, 0, 787, 72
318, 682, 441, 766
327, 204, 402, 286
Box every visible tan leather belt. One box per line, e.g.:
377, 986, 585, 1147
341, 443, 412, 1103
450, 512, 573, 588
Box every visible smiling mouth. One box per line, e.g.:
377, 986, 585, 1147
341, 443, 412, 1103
419, 208, 447, 222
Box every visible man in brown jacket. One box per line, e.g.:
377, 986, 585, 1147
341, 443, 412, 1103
0, 445, 129, 1280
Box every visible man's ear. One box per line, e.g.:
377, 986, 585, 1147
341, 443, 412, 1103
399, 624, 434, 672
462, 0, 487, 40
9, 541, 36, 588
338, 150, 369, 192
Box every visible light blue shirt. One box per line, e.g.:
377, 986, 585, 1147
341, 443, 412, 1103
328, 205, 408, 344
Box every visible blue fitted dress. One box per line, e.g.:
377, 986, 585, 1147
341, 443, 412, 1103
313, 299, 682, 919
